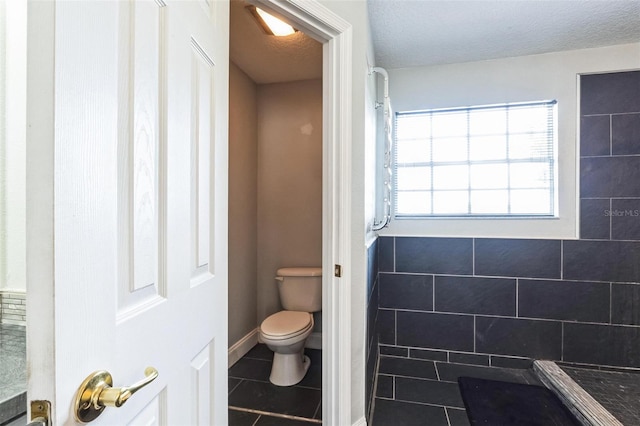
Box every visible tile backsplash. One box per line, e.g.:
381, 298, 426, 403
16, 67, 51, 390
0, 291, 26, 326
374, 70, 640, 371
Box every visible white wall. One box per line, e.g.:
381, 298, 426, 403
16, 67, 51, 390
382, 42, 640, 239
0, 0, 27, 292
317, 1, 376, 423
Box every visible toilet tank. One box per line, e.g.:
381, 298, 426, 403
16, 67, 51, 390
276, 267, 322, 312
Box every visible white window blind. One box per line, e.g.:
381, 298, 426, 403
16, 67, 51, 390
394, 101, 557, 217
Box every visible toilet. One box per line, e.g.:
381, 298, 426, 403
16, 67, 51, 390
259, 267, 322, 386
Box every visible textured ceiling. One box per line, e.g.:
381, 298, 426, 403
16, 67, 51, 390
231, 0, 640, 82
229, 0, 322, 84
368, 0, 640, 69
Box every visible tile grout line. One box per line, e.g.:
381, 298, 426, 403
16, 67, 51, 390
609, 114, 612, 156
609, 198, 613, 240
312, 399, 322, 420
393, 236, 396, 272
609, 282, 613, 325
229, 378, 244, 395
473, 315, 476, 353
444, 405, 452, 426
515, 278, 519, 318
229, 407, 322, 424
561, 321, 565, 362
472, 238, 475, 276
432, 275, 435, 312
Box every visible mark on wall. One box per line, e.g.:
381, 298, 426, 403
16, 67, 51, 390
300, 123, 313, 135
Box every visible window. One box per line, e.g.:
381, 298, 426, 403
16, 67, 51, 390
394, 100, 557, 217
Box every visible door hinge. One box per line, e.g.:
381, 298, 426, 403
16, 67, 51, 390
29, 400, 51, 426
334, 264, 342, 277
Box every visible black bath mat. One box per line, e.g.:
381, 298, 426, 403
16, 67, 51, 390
458, 376, 581, 426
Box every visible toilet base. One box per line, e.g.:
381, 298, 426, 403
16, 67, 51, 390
269, 353, 310, 386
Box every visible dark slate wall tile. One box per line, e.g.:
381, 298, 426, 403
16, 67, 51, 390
376, 374, 393, 398
395, 237, 473, 275
475, 317, 562, 359
581, 156, 640, 198
490, 356, 533, 369
435, 276, 515, 316
409, 348, 448, 362
366, 340, 379, 412
378, 309, 395, 345
581, 115, 611, 156
367, 239, 378, 299
367, 279, 379, 351
580, 199, 610, 240
378, 356, 438, 380
474, 238, 561, 279
397, 311, 474, 352
611, 284, 640, 325
436, 362, 536, 385
564, 323, 640, 368
449, 352, 490, 366
379, 237, 395, 272
518, 279, 610, 323
379, 273, 433, 311
447, 408, 472, 426
380, 345, 408, 357
612, 113, 640, 155
611, 199, 640, 240
581, 71, 640, 115
563, 240, 640, 283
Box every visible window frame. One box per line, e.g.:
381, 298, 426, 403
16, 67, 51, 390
393, 100, 559, 219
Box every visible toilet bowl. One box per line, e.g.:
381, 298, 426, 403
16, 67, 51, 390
259, 267, 322, 386
260, 310, 314, 386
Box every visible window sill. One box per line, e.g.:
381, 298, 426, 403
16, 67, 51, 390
380, 215, 578, 239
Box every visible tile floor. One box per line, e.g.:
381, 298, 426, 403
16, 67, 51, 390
371, 355, 542, 426
229, 344, 322, 425
0, 324, 26, 424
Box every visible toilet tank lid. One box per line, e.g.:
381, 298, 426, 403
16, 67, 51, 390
277, 267, 322, 277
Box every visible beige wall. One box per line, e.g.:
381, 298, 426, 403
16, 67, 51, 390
256, 79, 323, 323
228, 70, 323, 347
228, 61, 258, 346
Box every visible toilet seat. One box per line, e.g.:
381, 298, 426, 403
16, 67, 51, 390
261, 311, 313, 341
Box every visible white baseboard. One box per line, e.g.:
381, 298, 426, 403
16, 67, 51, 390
305, 331, 322, 350
230, 329, 321, 367
228, 328, 259, 368
352, 415, 367, 426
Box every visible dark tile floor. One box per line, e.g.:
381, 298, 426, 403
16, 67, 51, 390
229, 344, 322, 425
371, 355, 542, 426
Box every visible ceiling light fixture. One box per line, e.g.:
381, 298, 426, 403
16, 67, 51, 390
247, 6, 297, 37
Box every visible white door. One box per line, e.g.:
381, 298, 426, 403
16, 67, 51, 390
26, 0, 229, 424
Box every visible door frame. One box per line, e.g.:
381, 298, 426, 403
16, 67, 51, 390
251, 0, 354, 424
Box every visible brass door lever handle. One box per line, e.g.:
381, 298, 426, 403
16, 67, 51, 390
74, 367, 158, 423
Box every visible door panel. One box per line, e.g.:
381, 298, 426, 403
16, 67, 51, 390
26, 1, 229, 424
